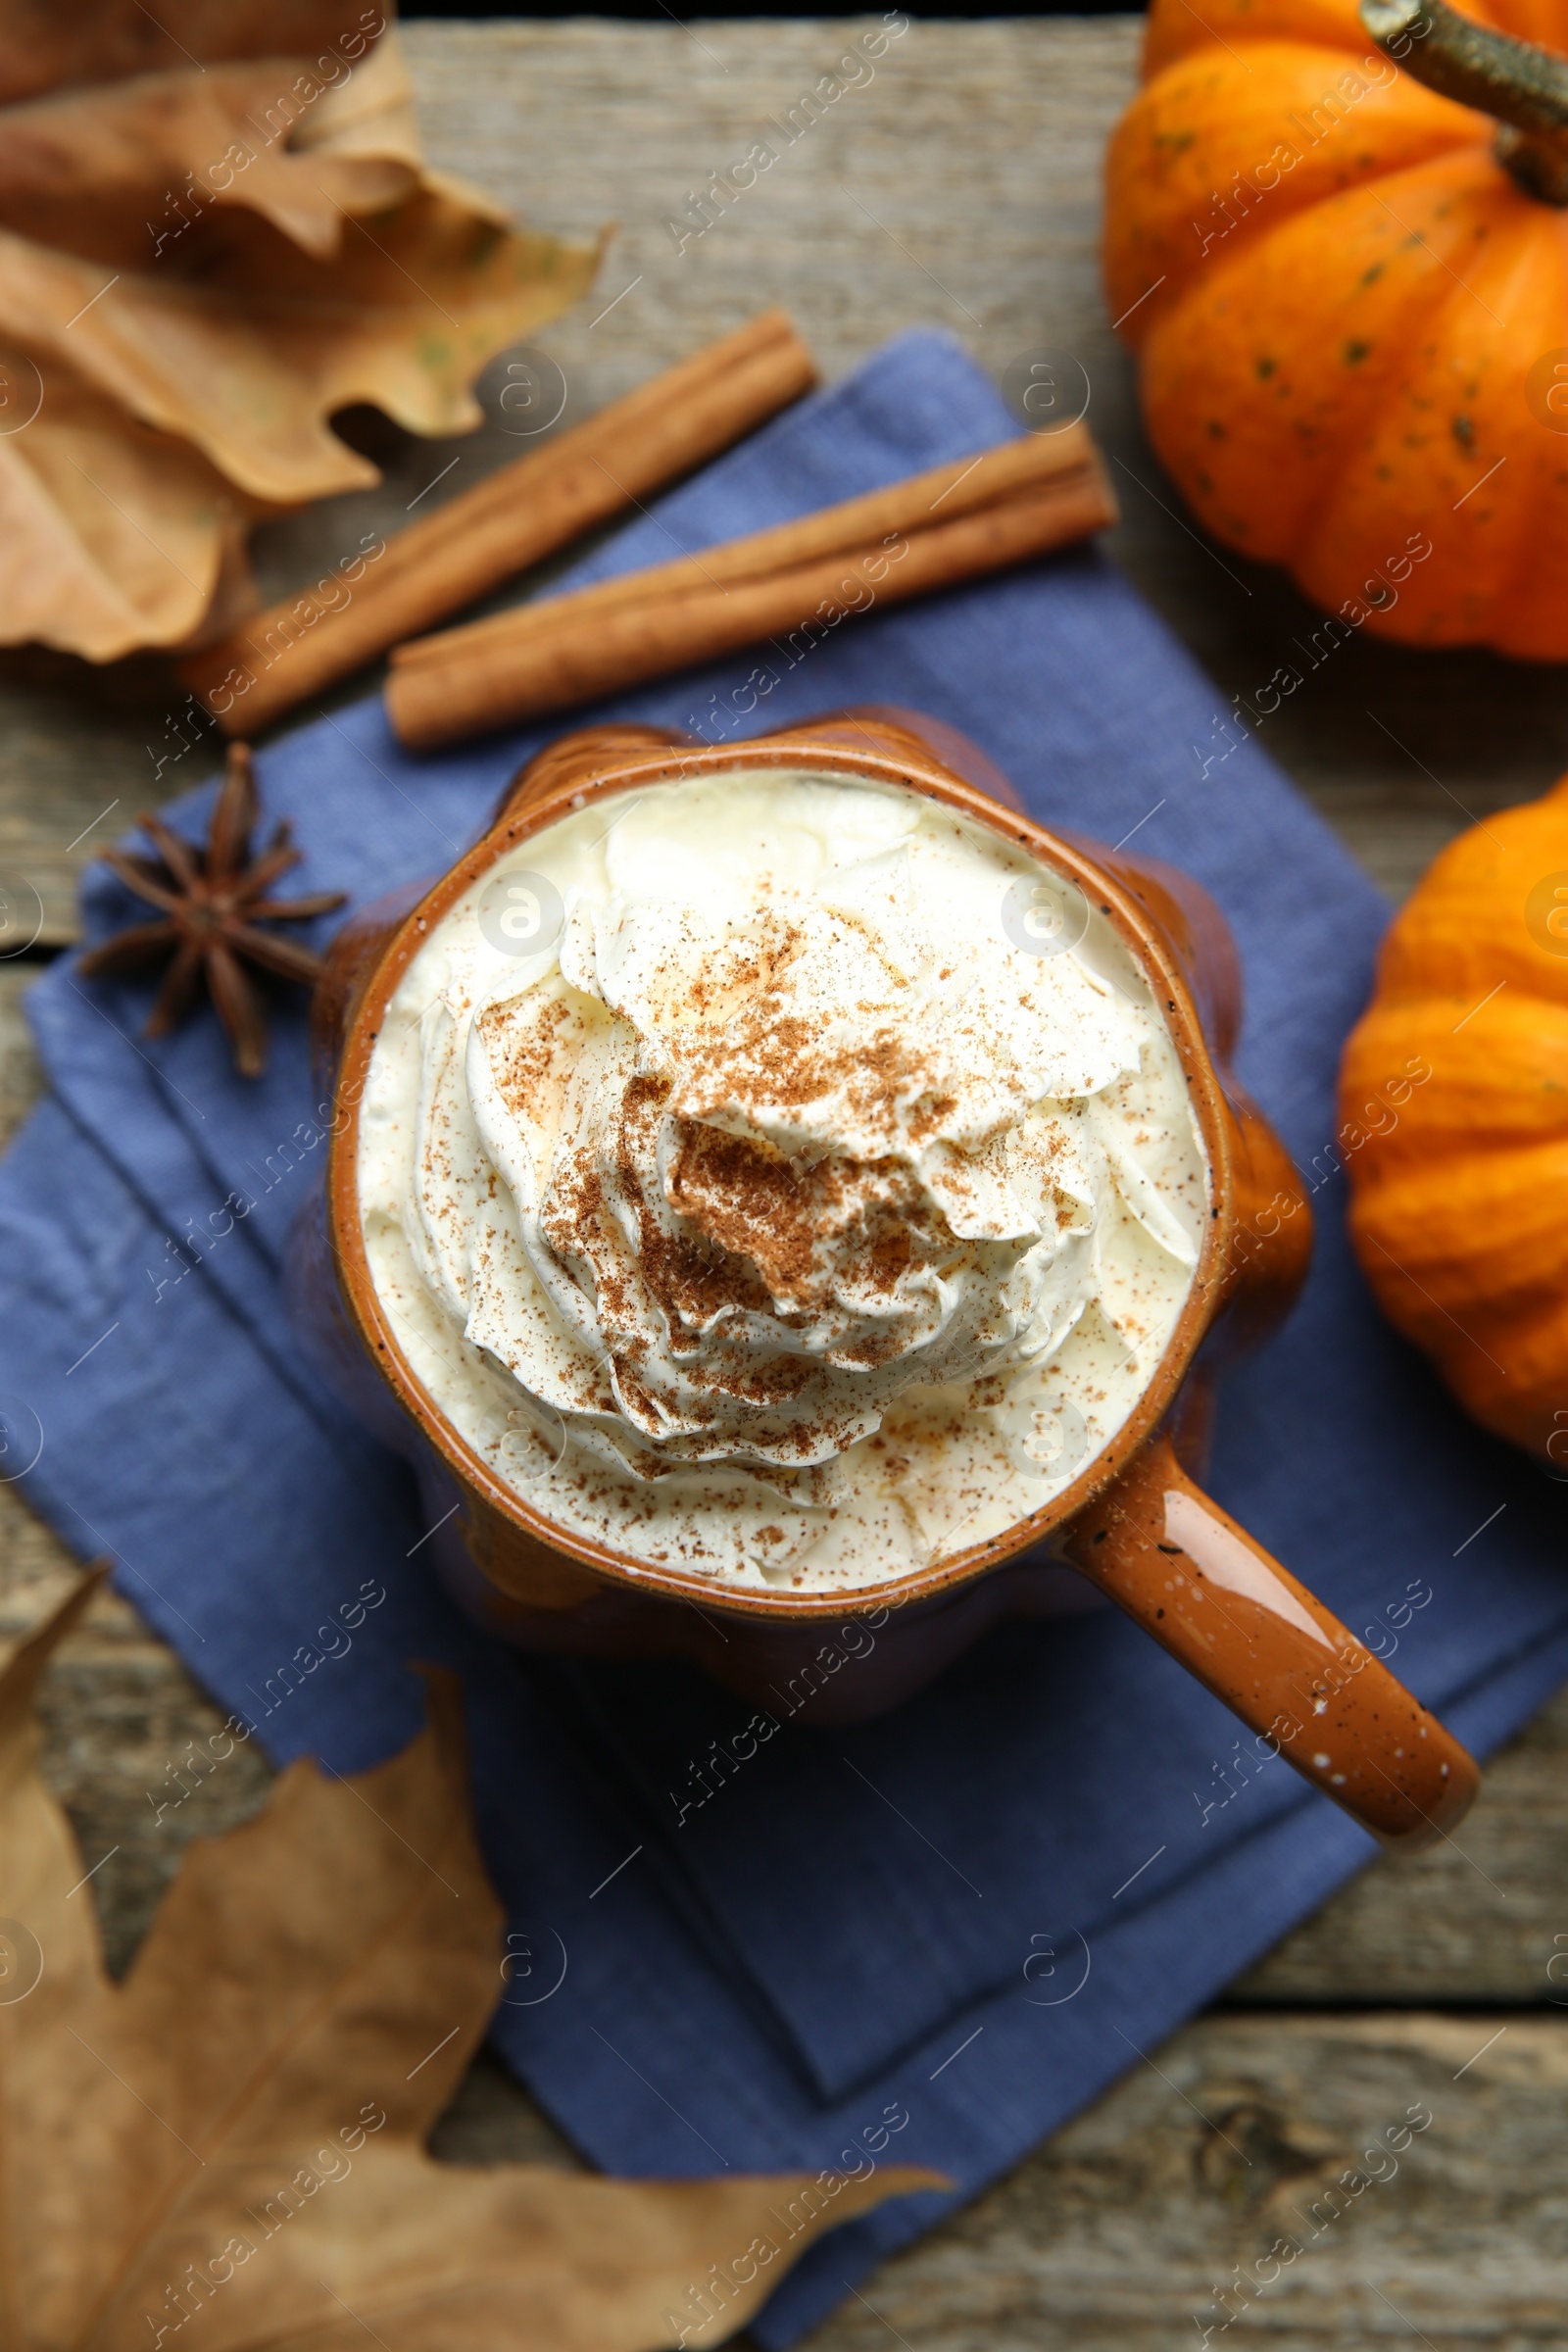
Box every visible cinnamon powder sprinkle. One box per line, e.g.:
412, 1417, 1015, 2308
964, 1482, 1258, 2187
359, 766, 1210, 1592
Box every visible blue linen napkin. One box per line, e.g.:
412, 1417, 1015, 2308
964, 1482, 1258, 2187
3, 328, 1566, 2345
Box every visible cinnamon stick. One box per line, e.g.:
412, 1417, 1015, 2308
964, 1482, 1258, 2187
178, 311, 817, 735
384, 426, 1116, 752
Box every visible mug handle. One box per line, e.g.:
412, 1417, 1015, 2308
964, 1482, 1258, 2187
1060, 1432, 1478, 1847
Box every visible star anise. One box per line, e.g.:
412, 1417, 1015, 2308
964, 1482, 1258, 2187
77, 741, 347, 1079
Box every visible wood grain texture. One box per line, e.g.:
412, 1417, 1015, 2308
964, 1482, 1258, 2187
1230, 1687, 1568, 2006
792, 2012, 1566, 2350
1, 24, 1565, 2341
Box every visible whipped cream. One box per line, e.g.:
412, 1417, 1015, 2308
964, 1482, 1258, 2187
356, 767, 1209, 1592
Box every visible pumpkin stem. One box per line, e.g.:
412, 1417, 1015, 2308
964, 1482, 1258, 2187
1362, 0, 1568, 201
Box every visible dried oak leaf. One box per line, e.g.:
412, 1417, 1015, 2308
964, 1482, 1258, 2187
0, 1576, 941, 2348
0, 343, 267, 658
0, 5, 395, 105
0, 15, 602, 658
0, 57, 420, 266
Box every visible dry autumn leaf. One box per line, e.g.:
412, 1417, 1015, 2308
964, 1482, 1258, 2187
0, 61, 416, 265
0, 5, 603, 660
0, 5, 398, 104
0, 1575, 942, 2348
0, 344, 269, 659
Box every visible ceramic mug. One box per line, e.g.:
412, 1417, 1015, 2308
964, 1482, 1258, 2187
290, 707, 1478, 1846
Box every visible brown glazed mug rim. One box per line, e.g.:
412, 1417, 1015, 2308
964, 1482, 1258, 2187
325, 728, 1240, 1621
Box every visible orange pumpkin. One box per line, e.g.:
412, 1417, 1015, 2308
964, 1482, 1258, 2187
1340, 774, 1568, 1458
1103, 0, 1568, 657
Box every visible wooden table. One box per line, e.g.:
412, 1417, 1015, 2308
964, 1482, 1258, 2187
3, 21, 1564, 2346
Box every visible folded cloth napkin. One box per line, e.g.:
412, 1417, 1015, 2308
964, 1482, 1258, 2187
3, 329, 1566, 2344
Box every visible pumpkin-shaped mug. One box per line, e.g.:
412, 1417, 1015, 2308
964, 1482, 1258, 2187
289, 706, 1477, 1846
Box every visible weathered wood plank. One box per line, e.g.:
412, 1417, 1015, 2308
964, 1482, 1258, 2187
789, 2012, 1565, 2351
0, 962, 39, 1147
1230, 1687, 1568, 2007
